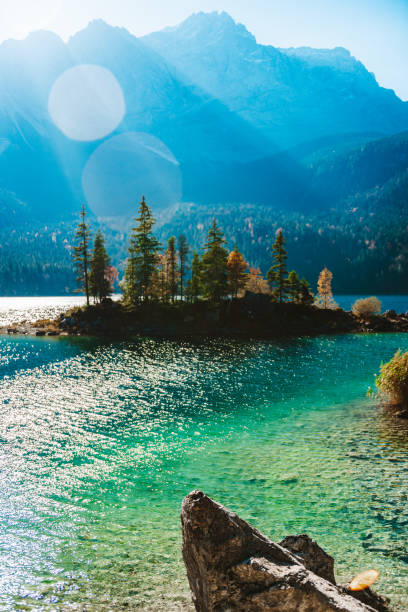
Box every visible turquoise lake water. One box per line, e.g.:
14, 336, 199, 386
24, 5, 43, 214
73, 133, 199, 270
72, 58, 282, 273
1, 331, 408, 610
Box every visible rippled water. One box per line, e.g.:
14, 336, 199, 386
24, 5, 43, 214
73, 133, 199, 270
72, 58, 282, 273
0, 296, 88, 327
0, 296, 121, 327
0, 330, 408, 609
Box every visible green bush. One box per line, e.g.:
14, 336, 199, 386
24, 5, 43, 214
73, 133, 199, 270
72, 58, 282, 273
352, 296, 381, 317
376, 350, 408, 406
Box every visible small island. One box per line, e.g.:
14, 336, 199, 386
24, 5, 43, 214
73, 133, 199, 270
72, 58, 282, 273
2, 197, 408, 340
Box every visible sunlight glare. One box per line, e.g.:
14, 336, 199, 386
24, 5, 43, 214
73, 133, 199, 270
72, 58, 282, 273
82, 132, 182, 217
48, 65, 126, 141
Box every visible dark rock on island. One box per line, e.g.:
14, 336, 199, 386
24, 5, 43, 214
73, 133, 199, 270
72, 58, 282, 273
181, 490, 390, 611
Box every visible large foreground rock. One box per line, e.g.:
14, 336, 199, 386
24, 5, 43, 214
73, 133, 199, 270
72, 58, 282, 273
181, 491, 390, 611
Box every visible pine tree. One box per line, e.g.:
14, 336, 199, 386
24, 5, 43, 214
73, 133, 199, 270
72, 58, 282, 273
299, 278, 314, 305
73, 204, 91, 306
227, 246, 248, 298
186, 251, 203, 303
89, 230, 111, 303
178, 234, 189, 301
287, 270, 301, 303
316, 267, 338, 309
166, 236, 178, 302
201, 220, 229, 302
267, 231, 288, 303
123, 196, 160, 304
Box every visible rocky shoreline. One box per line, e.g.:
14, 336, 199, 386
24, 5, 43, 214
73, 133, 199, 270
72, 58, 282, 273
2, 295, 408, 340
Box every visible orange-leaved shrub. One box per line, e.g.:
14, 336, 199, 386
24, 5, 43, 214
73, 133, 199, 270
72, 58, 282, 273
376, 350, 408, 406
352, 296, 381, 317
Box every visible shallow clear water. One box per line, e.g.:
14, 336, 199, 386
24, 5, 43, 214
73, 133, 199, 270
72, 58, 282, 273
1, 330, 408, 609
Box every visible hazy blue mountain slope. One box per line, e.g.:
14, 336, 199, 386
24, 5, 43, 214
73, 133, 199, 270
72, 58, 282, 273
144, 12, 408, 148
0, 20, 270, 219
0, 12, 407, 226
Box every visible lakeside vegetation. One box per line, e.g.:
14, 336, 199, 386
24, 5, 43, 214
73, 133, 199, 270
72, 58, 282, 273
73, 196, 331, 309
376, 350, 408, 416
4, 196, 406, 340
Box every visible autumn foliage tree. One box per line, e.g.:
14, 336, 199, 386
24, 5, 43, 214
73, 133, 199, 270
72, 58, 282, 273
316, 267, 338, 309
227, 246, 248, 298
245, 268, 270, 294
352, 296, 381, 317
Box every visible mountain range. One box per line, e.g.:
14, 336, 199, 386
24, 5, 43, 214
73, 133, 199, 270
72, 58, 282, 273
1, 11, 408, 294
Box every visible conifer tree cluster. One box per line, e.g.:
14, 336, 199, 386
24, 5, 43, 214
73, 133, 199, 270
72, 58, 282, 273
73, 205, 116, 304
74, 197, 318, 307
119, 198, 314, 306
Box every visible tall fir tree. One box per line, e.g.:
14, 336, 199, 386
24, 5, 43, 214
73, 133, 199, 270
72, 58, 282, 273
89, 230, 111, 303
186, 251, 202, 303
267, 230, 288, 303
124, 196, 160, 304
227, 246, 248, 298
73, 204, 91, 306
166, 236, 178, 302
201, 220, 229, 302
178, 234, 189, 302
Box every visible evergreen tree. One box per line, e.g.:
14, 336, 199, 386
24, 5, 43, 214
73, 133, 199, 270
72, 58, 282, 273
89, 230, 111, 303
178, 234, 189, 301
227, 246, 248, 298
123, 196, 160, 304
299, 278, 314, 305
201, 220, 229, 302
186, 251, 203, 302
267, 230, 288, 303
166, 236, 178, 302
287, 270, 301, 303
73, 204, 91, 306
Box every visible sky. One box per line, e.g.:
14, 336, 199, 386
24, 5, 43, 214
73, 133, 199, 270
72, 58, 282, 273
0, 0, 407, 99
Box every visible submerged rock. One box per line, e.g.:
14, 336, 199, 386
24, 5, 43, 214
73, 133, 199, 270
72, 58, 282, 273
181, 490, 390, 611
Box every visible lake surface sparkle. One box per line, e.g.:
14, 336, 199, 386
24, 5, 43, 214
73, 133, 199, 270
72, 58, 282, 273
0, 305, 407, 609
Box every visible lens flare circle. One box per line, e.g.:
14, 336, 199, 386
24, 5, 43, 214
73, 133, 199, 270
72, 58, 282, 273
48, 64, 125, 142
82, 132, 182, 217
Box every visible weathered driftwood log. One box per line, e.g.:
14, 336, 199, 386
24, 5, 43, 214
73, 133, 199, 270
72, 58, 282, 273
181, 490, 390, 612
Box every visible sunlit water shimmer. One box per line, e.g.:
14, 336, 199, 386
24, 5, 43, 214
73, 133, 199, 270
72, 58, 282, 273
0, 319, 408, 608
0, 296, 120, 327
